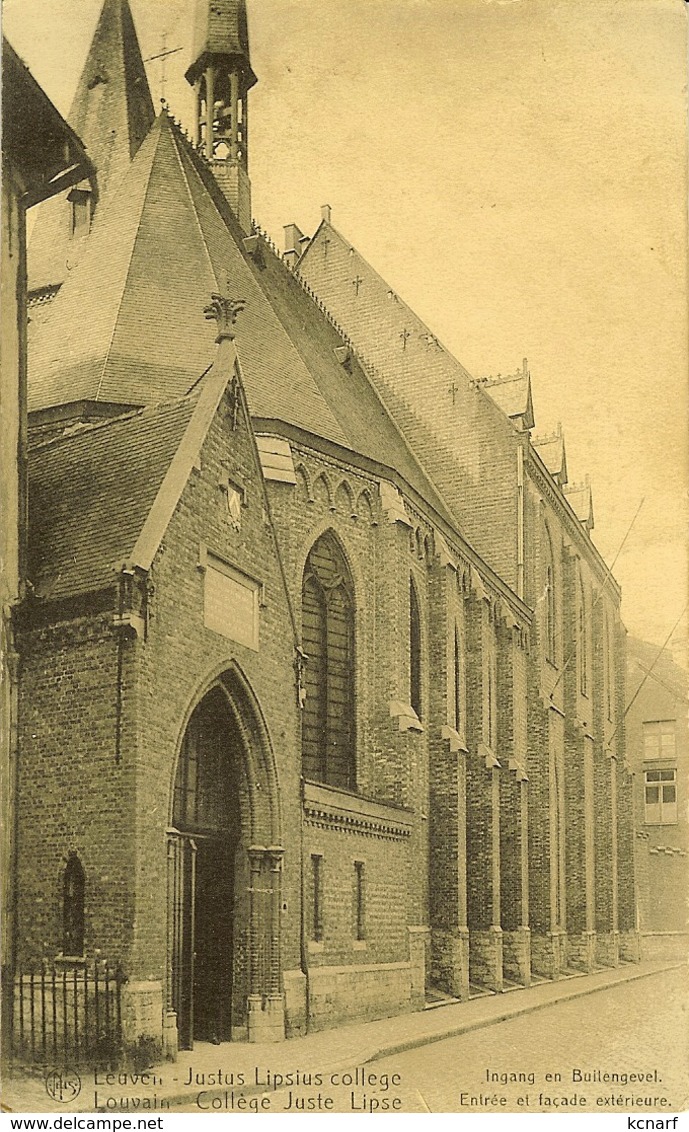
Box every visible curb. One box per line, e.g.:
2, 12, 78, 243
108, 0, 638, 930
361, 960, 686, 1063
92, 960, 683, 1112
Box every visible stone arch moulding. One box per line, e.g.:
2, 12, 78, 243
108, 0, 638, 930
167, 658, 282, 846
293, 520, 365, 617
356, 488, 375, 525
294, 462, 313, 502
312, 471, 333, 510
166, 659, 285, 1047
334, 478, 354, 516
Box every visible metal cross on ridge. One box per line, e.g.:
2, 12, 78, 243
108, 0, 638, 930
448, 381, 459, 405
352, 275, 364, 296
400, 328, 412, 350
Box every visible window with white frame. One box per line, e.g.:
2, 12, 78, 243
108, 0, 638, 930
644, 768, 677, 825
643, 720, 676, 761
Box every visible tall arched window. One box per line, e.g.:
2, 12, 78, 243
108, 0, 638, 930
605, 613, 614, 720
63, 854, 85, 957
578, 573, 588, 697
302, 532, 355, 789
487, 633, 497, 750
410, 577, 422, 719
453, 623, 462, 733
544, 525, 557, 663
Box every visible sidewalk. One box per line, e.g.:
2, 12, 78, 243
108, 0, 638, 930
2, 959, 684, 1113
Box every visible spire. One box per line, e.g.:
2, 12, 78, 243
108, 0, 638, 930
69, 0, 155, 190
28, 0, 155, 294
185, 0, 257, 233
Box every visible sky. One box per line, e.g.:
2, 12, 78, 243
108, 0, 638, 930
3, 0, 688, 652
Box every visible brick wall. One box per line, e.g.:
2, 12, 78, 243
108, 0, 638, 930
16, 606, 136, 967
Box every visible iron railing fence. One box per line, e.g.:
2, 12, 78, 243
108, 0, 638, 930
11, 956, 125, 1069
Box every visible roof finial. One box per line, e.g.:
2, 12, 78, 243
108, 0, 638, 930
204, 294, 246, 341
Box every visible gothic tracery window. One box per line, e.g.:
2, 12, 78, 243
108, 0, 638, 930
544, 525, 557, 664
578, 573, 589, 697
173, 688, 238, 834
410, 577, 422, 719
453, 623, 462, 733
301, 532, 355, 789
605, 613, 614, 720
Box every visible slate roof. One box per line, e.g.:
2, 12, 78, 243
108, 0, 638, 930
28, 0, 154, 292
28, 398, 195, 600
245, 223, 454, 521
29, 110, 454, 525
2, 40, 95, 208
479, 366, 535, 430
533, 427, 567, 484
186, 0, 256, 87
563, 480, 594, 531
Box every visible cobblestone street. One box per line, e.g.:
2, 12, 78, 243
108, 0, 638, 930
261, 967, 689, 1115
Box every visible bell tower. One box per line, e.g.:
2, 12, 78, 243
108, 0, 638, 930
185, 0, 257, 233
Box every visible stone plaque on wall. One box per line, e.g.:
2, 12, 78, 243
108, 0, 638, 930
204, 556, 259, 651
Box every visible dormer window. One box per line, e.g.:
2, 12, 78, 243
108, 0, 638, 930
68, 187, 92, 238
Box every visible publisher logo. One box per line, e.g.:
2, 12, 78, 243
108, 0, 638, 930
45, 1069, 82, 1104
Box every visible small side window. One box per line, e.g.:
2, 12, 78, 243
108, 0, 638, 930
311, 854, 324, 942
63, 853, 85, 956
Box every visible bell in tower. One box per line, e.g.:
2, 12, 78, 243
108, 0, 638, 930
185, 0, 257, 233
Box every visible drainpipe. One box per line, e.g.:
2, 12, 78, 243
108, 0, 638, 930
299, 775, 311, 1034
114, 575, 126, 765
517, 443, 525, 601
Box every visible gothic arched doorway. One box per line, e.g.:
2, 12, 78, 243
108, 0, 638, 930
169, 687, 240, 1047
167, 674, 284, 1049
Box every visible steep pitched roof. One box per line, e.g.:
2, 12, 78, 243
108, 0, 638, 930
297, 217, 523, 587
28, 399, 196, 600
2, 40, 95, 207
28, 341, 238, 602
30, 114, 343, 436
28, 0, 154, 292
243, 231, 454, 521
28, 112, 454, 525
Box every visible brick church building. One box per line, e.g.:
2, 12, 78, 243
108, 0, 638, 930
11, 0, 637, 1054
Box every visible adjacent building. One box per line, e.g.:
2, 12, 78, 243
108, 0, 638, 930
627, 636, 688, 959
1, 38, 94, 1055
